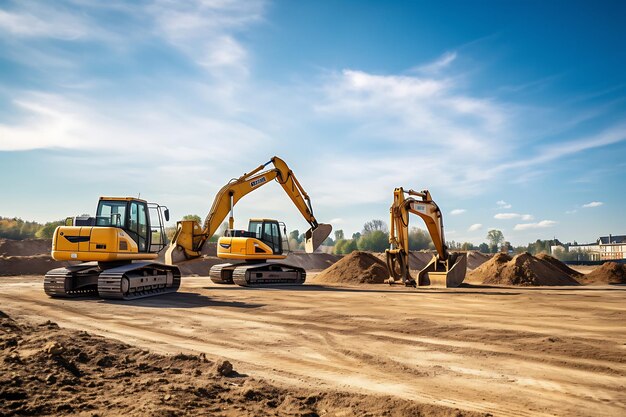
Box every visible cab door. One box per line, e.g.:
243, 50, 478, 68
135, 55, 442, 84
128, 201, 150, 252
262, 221, 283, 255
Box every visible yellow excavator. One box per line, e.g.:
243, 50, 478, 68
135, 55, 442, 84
44, 197, 180, 300
165, 156, 332, 286
386, 187, 466, 288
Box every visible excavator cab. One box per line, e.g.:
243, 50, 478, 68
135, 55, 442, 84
218, 219, 287, 260
52, 197, 171, 262
45, 196, 180, 300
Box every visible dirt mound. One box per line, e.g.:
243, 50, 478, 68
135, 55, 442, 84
467, 251, 491, 270
0, 238, 51, 256
0, 255, 71, 276
285, 252, 342, 270
536, 253, 583, 278
373, 251, 435, 271
577, 262, 626, 285
467, 252, 579, 286
315, 251, 388, 284
0, 312, 481, 417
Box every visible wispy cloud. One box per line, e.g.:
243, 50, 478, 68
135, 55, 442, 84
0, 6, 88, 40
414, 51, 457, 74
565, 209, 578, 214
496, 200, 512, 209
582, 201, 604, 208
513, 220, 557, 231
450, 209, 466, 215
494, 213, 534, 221
468, 223, 483, 232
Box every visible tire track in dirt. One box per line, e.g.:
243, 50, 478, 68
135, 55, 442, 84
1, 277, 625, 416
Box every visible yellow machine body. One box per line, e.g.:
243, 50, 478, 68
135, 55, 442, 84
216, 218, 288, 261
216, 237, 285, 260
51, 226, 157, 262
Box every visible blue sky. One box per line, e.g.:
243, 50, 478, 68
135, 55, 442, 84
0, 0, 625, 246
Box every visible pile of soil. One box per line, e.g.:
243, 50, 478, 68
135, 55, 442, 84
0, 238, 51, 256
0, 238, 71, 276
0, 311, 481, 417
285, 252, 342, 271
467, 252, 580, 286
373, 251, 435, 271
536, 253, 583, 279
467, 251, 491, 270
577, 262, 626, 285
315, 251, 388, 284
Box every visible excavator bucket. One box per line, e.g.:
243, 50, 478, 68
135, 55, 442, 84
416, 252, 467, 288
304, 223, 333, 253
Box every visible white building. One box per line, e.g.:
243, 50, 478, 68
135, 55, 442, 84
565, 234, 626, 261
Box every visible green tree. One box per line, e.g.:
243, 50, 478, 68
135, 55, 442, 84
334, 229, 344, 241
289, 230, 301, 243
486, 229, 504, 253
478, 242, 489, 253
35, 220, 65, 239
334, 239, 348, 254
460, 242, 475, 251
408, 227, 432, 250
182, 214, 202, 223
357, 230, 388, 252
344, 239, 358, 254
362, 219, 387, 235
352, 232, 361, 240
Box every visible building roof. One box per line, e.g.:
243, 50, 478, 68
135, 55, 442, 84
598, 235, 626, 244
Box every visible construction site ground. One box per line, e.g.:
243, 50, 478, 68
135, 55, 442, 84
1, 274, 625, 417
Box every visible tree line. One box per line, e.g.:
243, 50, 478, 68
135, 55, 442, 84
1, 214, 583, 261
0, 217, 65, 240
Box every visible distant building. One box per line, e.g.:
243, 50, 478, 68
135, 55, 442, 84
598, 234, 626, 260
560, 234, 626, 261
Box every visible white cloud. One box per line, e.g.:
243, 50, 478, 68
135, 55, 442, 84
316, 66, 511, 195
468, 223, 483, 232
582, 201, 604, 208
0, 7, 88, 40
414, 51, 457, 74
496, 200, 512, 209
513, 220, 557, 231
565, 209, 578, 214
450, 209, 466, 215
494, 213, 534, 220
329, 218, 344, 224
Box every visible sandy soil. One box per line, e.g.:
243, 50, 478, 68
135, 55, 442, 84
1, 276, 625, 417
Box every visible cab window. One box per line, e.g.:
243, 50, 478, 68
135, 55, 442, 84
96, 201, 127, 227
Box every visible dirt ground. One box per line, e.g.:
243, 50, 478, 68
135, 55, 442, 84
1, 276, 625, 416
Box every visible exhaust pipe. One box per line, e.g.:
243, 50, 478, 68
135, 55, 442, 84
304, 223, 333, 253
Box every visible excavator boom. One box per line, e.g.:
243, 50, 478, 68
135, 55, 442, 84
165, 156, 332, 266
386, 187, 466, 288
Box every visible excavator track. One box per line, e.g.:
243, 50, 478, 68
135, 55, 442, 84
231, 262, 306, 287
97, 261, 181, 300
209, 263, 236, 284
44, 262, 100, 298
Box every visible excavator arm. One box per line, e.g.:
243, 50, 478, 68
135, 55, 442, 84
386, 187, 466, 288
165, 156, 332, 264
